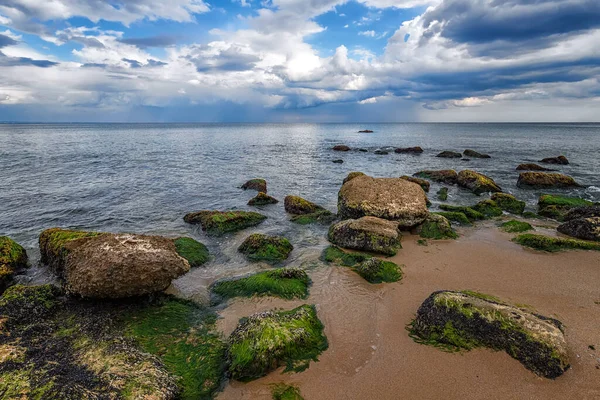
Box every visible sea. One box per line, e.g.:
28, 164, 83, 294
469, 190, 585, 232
1, 123, 599, 298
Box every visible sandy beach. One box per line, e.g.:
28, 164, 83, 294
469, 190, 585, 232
217, 222, 600, 400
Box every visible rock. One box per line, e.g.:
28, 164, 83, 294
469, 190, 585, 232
332, 159, 344, 164
284, 195, 328, 215
457, 170, 502, 195
174, 237, 210, 268
537, 195, 593, 221
184, 210, 267, 235
395, 146, 423, 154
516, 163, 554, 171
248, 192, 279, 206
540, 155, 569, 165
39, 228, 190, 299
354, 258, 402, 283
212, 268, 309, 301
0, 236, 28, 292
500, 220, 534, 233
332, 145, 351, 151
514, 233, 600, 252
517, 172, 581, 189
358, 130, 374, 133
238, 233, 294, 263
343, 171, 366, 184
437, 187, 448, 201
410, 290, 569, 379
491, 193, 526, 214
436, 151, 462, 158
472, 199, 503, 218
463, 149, 491, 158
414, 170, 458, 185
415, 214, 458, 240
374, 149, 389, 155
226, 305, 328, 381
0, 284, 62, 326
439, 205, 485, 221
358, 148, 369, 152
433, 211, 472, 226
328, 216, 401, 256
338, 174, 429, 227
557, 217, 600, 242
400, 175, 430, 192
290, 210, 336, 225
241, 178, 267, 193
563, 205, 600, 222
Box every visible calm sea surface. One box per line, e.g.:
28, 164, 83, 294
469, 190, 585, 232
1, 123, 599, 297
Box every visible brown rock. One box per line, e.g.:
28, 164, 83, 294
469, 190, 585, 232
557, 217, 600, 242
517, 172, 581, 189
516, 163, 554, 171
457, 170, 502, 195
413, 170, 458, 185
332, 145, 351, 151
328, 216, 401, 256
400, 176, 430, 192
540, 156, 569, 165
395, 147, 423, 154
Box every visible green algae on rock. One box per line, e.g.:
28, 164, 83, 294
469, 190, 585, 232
517, 172, 581, 189
414, 170, 458, 185
355, 258, 403, 284
328, 216, 402, 256
241, 178, 267, 193
400, 175, 430, 192
472, 199, 504, 218
184, 210, 267, 235
0, 236, 28, 292
457, 170, 502, 195
537, 194, 593, 221
501, 220, 534, 233
284, 195, 327, 215
513, 234, 600, 252
491, 193, 526, 215
416, 214, 458, 240
436, 151, 462, 158
463, 149, 491, 158
433, 211, 471, 226
39, 228, 101, 273
226, 305, 328, 381
290, 210, 336, 225
212, 268, 310, 301
437, 187, 449, 201
248, 192, 279, 206
238, 233, 293, 263
0, 284, 62, 325
174, 237, 210, 268
271, 383, 304, 400
409, 290, 570, 379
439, 205, 485, 221
321, 245, 371, 267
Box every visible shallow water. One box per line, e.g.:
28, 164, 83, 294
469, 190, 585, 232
1, 123, 599, 294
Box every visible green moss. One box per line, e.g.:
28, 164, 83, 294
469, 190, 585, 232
39, 228, 101, 268
321, 246, 371, 267
238, 234, 293, 263
183, 211, 267, 235
537, 194, 593, 221
491, 193, 526, 214
271, 384, 304, 400
0, 236, 28, 270
433, 212, 471, 225
248, 192, 278, 206
437, 187, 449, 201
0, 368, 56, 399
501, 220, 534, 233
439, 205, 485, 221
124, 297, 226, 400
174, 237, 210, 268
458, 290, 502, 303
0, 284, 62, 322
472, 200, 503, 218
284, 196, 325, 215
513, 234, 600, 252
212, 268, 310, 301
354, 258, 403, 284
417, 239, 428, 246
227, 305, 328, 381
522, 211, 541, 219
418, 217, 458, 240
290, 210, 335, 225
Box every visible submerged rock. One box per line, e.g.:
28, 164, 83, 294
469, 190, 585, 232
516, 163, 554, 171
437, 187, 449, 201
328, 216, 401, 256
491, 193, 526, 215
0, 236, 28, 292
463, 149, 491, 158
410, 290, 569, 379
416, 214, 458, 240
39, 228, 190, 298
414, 170, 458, 185
540, 155, 569, 165
537, 194, 593, 221
212, 268, 310, 301
238, 233, 294, 263
241, 178, 267, 193
332, 159, 344, 164
400, 175, 430, 192
517, 172, 581, 189
374, 149, 389, 155
332, 145, 351, 151
395, 146, 424, 154
338, 174, 429, 227
557, 217, 600, 242
174, 237, 210, 268
248, 192, 279, 206
226, 305, 328, 381
184, 210, 267, 235
290, 210, 336, 225
457, 170, 502, 195
436, 151, 462, 158
358, 129, 374, 133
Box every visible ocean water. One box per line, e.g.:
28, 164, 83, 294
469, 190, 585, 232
1, 123, 599, 296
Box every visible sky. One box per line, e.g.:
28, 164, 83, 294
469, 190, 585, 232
0, 0, 599, 122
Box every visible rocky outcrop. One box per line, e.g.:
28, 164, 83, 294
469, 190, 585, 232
332, 145, 351, 151
238, 233, 294, 263
415, 214, 458, 240
557, 217, 600, 242
563, 205, 600, 222
457, 170, 502, 195
410, 290, 570, 379
328, 216, 401, 256
400, 175, 430, 192
413, 170, 458, 185
174, 237, 210, 268
516, 163, 554, 171
537, 195, 593, 221
517, 172, 581, 189
374, 149, 389, 155
540, 155, 569, 165
338, 174, 429, 227
436, 151, 462, 158
0, 236, 28, 292
39, 228, 190, 299
491, 193, 526, 214
463, 149, 491, 158
395, 147, 423, 154
184, 210, 267, 235
248, 192, 279, 206
241, 178, 267, 193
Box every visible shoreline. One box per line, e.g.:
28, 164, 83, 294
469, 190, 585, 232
216, 222, 600, 399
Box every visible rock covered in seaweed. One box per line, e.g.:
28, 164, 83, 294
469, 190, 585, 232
457, 170, 502, 195
183, 210, 267, 235
436, 151, 462, 158
437, 187, 449, 201
516, 163, 554, 171
354, 258, 402, 283
328, 216, 401, 256
238, 233, 293, 263
416, 214, 458, 240
400, 175, 430, 192
463, 149, 491, 158
517, 172, 581, 189
557, 217, 600, 242
39, 228, 190, 299
491, 193, 526, 215
395, 146, 423, 154
226, 305, 328, 381
413, 170, 458, 185
472, 199, 503, 218
174, 237, 210, 268
337, 174, 429, 228
241, 178, 267, 193
212, 268, 310, 301
410, 290, 570, 379
513, 233, 600, 252
0, 236, 28, 292
540, 155, 569, 165
284, 195, 326, 215
248, 192, 279, 206
537, 194, 593, 221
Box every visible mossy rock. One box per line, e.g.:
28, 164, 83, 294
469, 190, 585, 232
271, 383, 304, 400
513, 234, 600, 252
437, 187, 448, 201
416, 214, 458, 240
457, 170, 502, 195
226, 304, 328, 381
212, 268, 310, 301
538, 195, 593, 221
241, 178, 267, 193
439, 205, 485, 221
248, 192, 279, 206
354, 258, 402, 284
472, 200, 503, 218
0, 284, 62, 326
0, 236, 28, 292
320, 246, 371, 267
400, 175, 430, 192
343, 171, 366, 184
328, 217, 402, 256
433, 212, 471, 226
491, 193, 526, 215
238, 234, 293, 263
290, 210, 336, 225
174, 237, 210, 268
410, 290, 569, 379
284, 195, 327, 215
516, 163, 554, 171
463, 149, 491, 158
183, 210, 267, 235
540, 155, 569, 165
500, 220, 534, 233
436, 151, 462, 158
414, 170, 458, 185
39, 228, 101, 273
517, 172, 581, 189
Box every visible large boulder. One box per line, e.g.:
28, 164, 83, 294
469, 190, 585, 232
516, 163, 554, 171
241, 178, 267, 193
457, 170, 502, 195
463, 149, 491, 158
537, 195, 593, 221
517, 172, 581, 189
436, 151, 462, 158
410, 291, 569, 379
540, 155, 569, 165
39, 228, 190, 298
491, 193, 526, 215
557, 217, 600, 242
343, 171, 366, 184
328, 216, 401, 256
400, 175, 430, 192
0, 236, 28, 292
338, 174, 429, 227
413, 170, 458, 185
395, 146, 423, 154
184, 210, 266, 235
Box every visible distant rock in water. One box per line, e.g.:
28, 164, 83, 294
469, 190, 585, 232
184, 210, 267, 235
358, 129, 374, 133
516, 163, 554, 171
410, 290, 570, 379
241, 178, 267, 193
413, 170, 458, 185
0, 236, 28, 293
400, 175, 430, 192
328, 216, 401, 256
557, 217, 600, 242
39, 228, 190, 299
436, 151, 462, 158
457, 170, 502, 195
374, 149, 389, 155
540, 155, 569, 165
248, 192, 279, 206
517, 172, 581, 189
358, 148, 369, 152
395, 146, 423, 154
463, 149, 491, 158
332, 159, 344, 164
332, 145, 351, 151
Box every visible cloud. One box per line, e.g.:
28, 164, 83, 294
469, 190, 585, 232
0, 34, 18, 48
0, 51, 58, 67
359, 30, 376, 37
118, 35, 180, 48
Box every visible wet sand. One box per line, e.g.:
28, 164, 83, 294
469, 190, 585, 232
216, 222, 600, 400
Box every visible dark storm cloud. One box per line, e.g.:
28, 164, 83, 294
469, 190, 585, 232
118, 35, 179, 48
189, 45, 261, 72
0, 34, 18, 48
